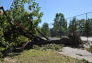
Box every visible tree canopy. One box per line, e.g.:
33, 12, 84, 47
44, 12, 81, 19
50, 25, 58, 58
0, 0, 43, 55
52, 13, 67, 37
41, 23, 50, 37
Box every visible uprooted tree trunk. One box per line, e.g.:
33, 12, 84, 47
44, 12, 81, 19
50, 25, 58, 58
68, 31, 83, 47
1, 6, 83, 57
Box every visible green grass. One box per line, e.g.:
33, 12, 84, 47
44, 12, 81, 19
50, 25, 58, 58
33, 44, 63, 51
1, 49, 87, 63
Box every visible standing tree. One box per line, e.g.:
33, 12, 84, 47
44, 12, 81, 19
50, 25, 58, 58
77, 19, 86, 36
53, 13, 67, 37
84, 19, 91, 42
50, 28, 56, 37
41, 23, 50, 37
68, 17, 77, 33
89, 19, 92, 36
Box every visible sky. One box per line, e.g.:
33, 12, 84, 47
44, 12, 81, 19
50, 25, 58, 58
0, 0, 92, 27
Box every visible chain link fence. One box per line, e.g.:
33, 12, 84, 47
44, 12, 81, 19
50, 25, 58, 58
40, 12, 92, 43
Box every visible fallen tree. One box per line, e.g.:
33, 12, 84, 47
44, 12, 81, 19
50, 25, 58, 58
0, 6, 83, 57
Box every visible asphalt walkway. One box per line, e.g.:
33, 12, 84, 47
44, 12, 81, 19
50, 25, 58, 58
58, 47, 92, 62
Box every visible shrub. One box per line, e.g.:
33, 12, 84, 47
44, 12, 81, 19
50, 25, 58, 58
33, 45, 41, 50
0, 52, 3, 58
0, 47, 6, 57
76, 59, 90, 63
81, 59, 89, 63
87, 46, 92, 53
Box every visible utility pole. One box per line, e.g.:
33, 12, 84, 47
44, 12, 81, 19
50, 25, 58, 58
85, 13, 88, 41
85, 13, 90, 46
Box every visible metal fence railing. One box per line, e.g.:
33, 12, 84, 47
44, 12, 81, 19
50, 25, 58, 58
66, 12, 92, 36
46, 12, 92, 39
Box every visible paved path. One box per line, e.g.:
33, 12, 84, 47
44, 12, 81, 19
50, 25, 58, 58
81, 37, 92, 41
48, 37, 92, 41
81, 37, 92, 48
58, 47, 92, 62
49, 37, 92, 48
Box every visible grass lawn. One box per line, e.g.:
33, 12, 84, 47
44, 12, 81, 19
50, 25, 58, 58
1, 49, 86, 63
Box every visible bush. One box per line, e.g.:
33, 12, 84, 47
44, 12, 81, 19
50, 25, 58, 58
0, 47, 5, 52
0, 52, 3, 58
0, 47, 6, 57
33, 45, 41, 50
81, 59, 89, 63
76, 59, 90, 63
87, 46, 92, 53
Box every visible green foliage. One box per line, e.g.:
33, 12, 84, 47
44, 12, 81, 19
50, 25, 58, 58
77, 19, 86, 35
0, 47, 5, 52
0, 15, 10, 54
80, 59, 90, 63
41, 23, 50, 37
41, 44, 63, 51
33, 44, 63, 51
67, 18, 83, 47
68, 17, 77, 33
17, 36, 29, 42
10, 0, 43, 31
87, 46, 92, 53
68, 17, 92, 38
68, 18, 92, 37
0, 47, 5, 58
52, 13, 67, 37
0, 0, 43, 56
35, 26, 42, 36
84, 20, 91, 37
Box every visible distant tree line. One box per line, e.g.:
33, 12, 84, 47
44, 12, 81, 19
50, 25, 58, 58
41, 13, 92, 38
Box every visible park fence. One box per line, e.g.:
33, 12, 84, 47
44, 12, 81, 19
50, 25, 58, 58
43, 12, 92, 39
